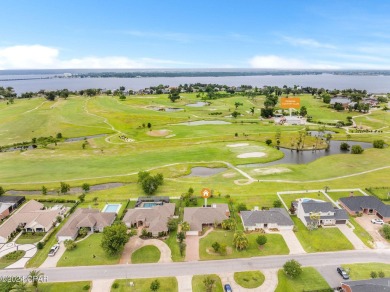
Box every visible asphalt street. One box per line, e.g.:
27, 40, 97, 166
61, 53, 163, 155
1, 249, 389, 283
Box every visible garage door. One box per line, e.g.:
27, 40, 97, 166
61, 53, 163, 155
336, 220, 346, 224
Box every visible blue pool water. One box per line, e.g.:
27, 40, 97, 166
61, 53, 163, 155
142, 202, 162, 208
102, 204, 121, 213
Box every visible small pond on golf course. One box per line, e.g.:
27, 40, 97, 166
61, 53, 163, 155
238, 140, 373, 167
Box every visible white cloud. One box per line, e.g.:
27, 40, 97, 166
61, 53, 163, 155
0, 45, 191, 69
249, 55, 339, 69
282, 36, 336, 49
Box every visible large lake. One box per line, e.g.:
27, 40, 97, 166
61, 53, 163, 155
3, 74, 390, 94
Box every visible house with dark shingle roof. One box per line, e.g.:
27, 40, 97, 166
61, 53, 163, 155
297, 200, 349, 227
183, 204, 230, 235
339, 196, 390, 222
341, 277, 390, 292
240, 208, 294, 231
57, 208, 116, 242
123, 203, 175, 237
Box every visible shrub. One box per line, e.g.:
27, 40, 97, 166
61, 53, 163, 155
212, 241, 220, 252
219, 243, 227, 255
78, 227, 88, 238
378, 271, 385, 278
381, 224, 390, 240
340, 142, 350, 151
64, 239, 77, 251
83, 284, 90, 290
237, 203, 248, 212
283, 259, 302, 278
111, 282, 119, 289
351, 145, 364, 154
256, 235, 267, 246
273, 200, 282, 208
150, 279, 160, 291
373, 139, 385, 149
37, 242, 44, 249
370, 271, 377, 278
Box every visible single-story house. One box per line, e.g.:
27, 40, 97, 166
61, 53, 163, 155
122, 203, 175, 237
183, 204, 230, 236
339, 196, 390, 222
57, 208, 116, 242
341, 277, 390, 292
0, 196, 26, 220
0, 200, 63, 243
241, 207, 294, 231
297, 200, 349, 227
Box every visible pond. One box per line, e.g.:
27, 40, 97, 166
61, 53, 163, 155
172, 120, 231, 126
184, 167, 227, 177
64, 134, 107, 142
147, 106, 183, 112
307, 130, 336, 137
186, 101, 210, 107
238, 140, 373, 167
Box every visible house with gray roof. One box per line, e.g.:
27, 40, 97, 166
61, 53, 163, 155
241, 208, 294, 231
57, 208, 116, 242
297, 200, 348, 227
183, 204, 230, 235
341, 277, 390, 292
339, 196, 390, 222
123, 203, 175, 237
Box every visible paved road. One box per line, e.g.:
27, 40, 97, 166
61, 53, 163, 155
2, 250, 389, 282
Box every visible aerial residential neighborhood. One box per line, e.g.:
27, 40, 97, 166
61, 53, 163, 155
1, 1, 390, 292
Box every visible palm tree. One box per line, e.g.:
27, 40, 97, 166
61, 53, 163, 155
29, 270, 44, 292
181, 221, 190, 233
233, 231, 249, 251
10, 281, 28, 292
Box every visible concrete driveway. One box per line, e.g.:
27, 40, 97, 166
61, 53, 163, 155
337, 224, 368, 250
316, 265, 343, 288
355, 216, 389, 249
40, 242, 65, 268
0, 242, 37, 269
185, 235, 200, 262
278, 230, 306, 254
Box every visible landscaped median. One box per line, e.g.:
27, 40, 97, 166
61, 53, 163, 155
234, 271, 265, 289
291, 216, 354, 252
192, 274, 223, 292
111, 277, 178, 292
131, 245, 160, 264
199, 230, 289, 260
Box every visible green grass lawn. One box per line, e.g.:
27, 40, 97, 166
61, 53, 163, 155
275, 267, 330, 292
57, 233, 120, 267
367, 187, 390, 201
192, 274, 223, 292
15, 232, 45, 244
199, 230, 289, 260
326, 191, 364, 202
112, 277, 178, 292
234, 271, 265, 288
164, 230, 184, 262
348, 216, 374, 248
0, 250, 25, 269
131, 245, 160, 264
37, 281, 91, 292
292, 217, 354, 252
343, 263, 390, 280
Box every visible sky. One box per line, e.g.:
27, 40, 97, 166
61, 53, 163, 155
1, 0, 390, 69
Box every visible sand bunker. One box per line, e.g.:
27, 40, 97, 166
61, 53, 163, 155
237, 152, 266, 158
147, 129, 171, 137
253, 167, 291, 175
227, 143, 249, 148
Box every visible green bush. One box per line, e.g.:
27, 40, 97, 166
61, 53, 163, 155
111, 282, 119, 289
373, 140, 385, 149
37, 242, 44, 249
83, 284, 90, 290
256, 235, 267, 246
370, 271, 377, 278
351, 145, 364, 154
381, 224, 390, 240
3, 250, 24, 260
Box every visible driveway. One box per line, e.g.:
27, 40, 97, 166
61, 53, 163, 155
355, 216, 389, 249
278, 230, 306, 254
0, 242, 37, 269
316, 265, 343, 288
177, 275, 192, 292
121, 236, 172, 264
185, 235, 200, 261
337, 224, 368, 250
91, 279, 114, 292
40, 242, 65, 268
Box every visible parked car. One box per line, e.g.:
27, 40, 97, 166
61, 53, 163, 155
48, 244, 60, 257
371, 218, 385, 225
224, 284, 233, 292
337, 267, 349, 280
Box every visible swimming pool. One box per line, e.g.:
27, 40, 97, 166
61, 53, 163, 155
300, 198, 325, 203
141, 202, 163, 208
102, 203, 122, 214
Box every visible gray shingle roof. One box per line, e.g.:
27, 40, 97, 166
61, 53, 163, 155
301, 201, 334, 213
340, 196, 390, 218
342, 277, 390, 292
241, 208, 294, 227
334, 209, 349, 220
183, 204, 229, 232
